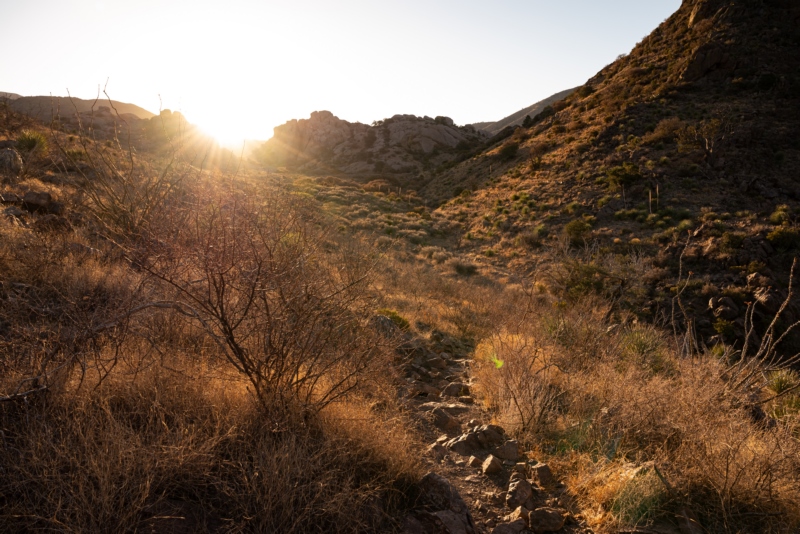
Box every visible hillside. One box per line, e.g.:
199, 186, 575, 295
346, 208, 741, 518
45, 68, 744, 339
421, 0, 800, 347
3, 2, 800, 533
471, 88, 578, 136
7, 95, 155, 122
0, 92, 22, 100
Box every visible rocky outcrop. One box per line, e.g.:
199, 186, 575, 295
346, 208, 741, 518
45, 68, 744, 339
256, 111, 487, 175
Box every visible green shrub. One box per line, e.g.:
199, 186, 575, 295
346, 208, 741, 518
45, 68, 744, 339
64, 149, 86, 161
498, 142, 519, 160
16, 130, 48, 154
605, 162, 640, 189
611, 468, 666, 526
714, 318, 735, 339
450, 259, 478, 276
564, 219, 592, 243
767, 227, 800, 251
767, 369, 799, 395
719, 232, 744, 252
376, 308, 410, 331
770, 205, 791, 226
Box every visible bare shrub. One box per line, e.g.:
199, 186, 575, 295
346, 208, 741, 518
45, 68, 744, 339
140, 181, 387, 415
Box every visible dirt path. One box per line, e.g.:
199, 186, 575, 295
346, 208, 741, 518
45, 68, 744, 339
396, 330, 594, 534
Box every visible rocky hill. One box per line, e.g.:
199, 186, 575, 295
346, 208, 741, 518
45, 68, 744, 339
418, 0, 800, 347
255, 110, 487, 178
470, 88, 577, 136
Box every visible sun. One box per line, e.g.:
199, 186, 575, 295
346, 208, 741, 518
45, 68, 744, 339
194, 111, 258, 150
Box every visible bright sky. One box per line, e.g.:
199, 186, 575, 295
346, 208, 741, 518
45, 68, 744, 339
1, 0, 680, 145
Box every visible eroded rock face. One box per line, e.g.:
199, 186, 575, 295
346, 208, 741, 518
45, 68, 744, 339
256, 111, 487, 175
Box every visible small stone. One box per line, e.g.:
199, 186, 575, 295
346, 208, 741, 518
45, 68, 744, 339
468, 419, 480, 427
529, 463, 554, 487
492, 519, 527, 534
676, 506, 704, 534
482, 454, 503, 475
426, 443, 447, 460
475, 425, 505, 448
445, 432, 482, 456
430, 407, 461, 433
3, 206, 25, 219
441, 382, 470, 397
426, 356, 448, 369
458, 395, 474, 405
467, 456, 482, 468
528, 507, 565, 533
420, 402, 471, 415
504, 506, 530, 526
506, 475, 534, 509
493, 440, 520, 461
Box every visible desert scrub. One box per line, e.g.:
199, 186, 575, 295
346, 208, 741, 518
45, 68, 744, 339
376, 308, 410, 331
448, 258, 478, 276
769, 204, 791, 225
16, 129, 49, 154
767, 226, 800, 251
564, 218, 592, 243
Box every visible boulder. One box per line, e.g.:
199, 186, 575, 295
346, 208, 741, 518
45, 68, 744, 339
0, 148, 23, 178
22, 191, 63, 215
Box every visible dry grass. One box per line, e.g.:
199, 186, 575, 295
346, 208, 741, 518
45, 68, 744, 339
471, 297, 800, 533
0, 363, 421, 533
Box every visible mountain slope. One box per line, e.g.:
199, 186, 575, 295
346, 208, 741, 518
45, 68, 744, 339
423, 0, 800, 344
8, 95, 155, 122
472, 87, 577, 135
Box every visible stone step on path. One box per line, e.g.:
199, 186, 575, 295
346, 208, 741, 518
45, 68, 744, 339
399, 341, 593, 534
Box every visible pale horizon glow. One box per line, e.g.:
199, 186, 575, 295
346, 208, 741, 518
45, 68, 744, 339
2, 1, 680, 146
